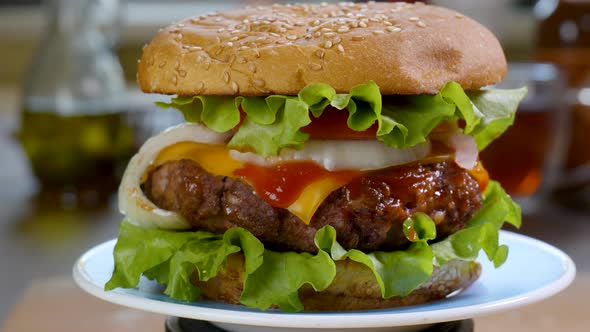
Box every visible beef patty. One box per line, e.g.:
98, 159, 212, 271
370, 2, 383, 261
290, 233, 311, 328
143, 159, 482, 253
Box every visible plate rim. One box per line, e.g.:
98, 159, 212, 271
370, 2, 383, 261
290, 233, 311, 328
73, 230, 576, 328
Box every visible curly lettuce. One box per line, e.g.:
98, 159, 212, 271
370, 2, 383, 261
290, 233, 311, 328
156, 82, 527, 156
106, 180, 520, 312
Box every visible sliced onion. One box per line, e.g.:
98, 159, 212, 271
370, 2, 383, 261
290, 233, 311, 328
230, 139, 432, 171
449, 133, 478, 170
119, 123, 231, 229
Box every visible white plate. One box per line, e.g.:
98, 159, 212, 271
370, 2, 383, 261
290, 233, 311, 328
73, 231, 575, 332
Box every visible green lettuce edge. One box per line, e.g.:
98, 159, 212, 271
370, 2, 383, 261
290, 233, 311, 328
105, 180, 520, 312
156, 82, 527, 156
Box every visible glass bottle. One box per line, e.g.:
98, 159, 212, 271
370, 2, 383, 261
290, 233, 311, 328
18, 0, 133, 208
535, 0, 590, 195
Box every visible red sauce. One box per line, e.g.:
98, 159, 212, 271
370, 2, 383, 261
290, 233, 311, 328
345, 164, 434, 203
301, 106, 378, 139
233, 161, 359, 208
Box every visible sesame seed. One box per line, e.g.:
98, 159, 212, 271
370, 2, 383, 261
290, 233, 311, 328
337, 44, 345, 52
314, 49, 325, 59
309, 63, 323, 71
373, 30, 384, 34
408, 17, 419, 22
359, 21, 367, 28
249, 63, 257, 73
253, 79, 266, 87
455, 13, 464, 19
286, 34, 297, 40
314, 31, 321, 38
196, 81, 205, 91
223, 71, 230, 83
270, 32, 280, 37
324, 32, 337, 38
386, 26, 402, 32
240, 45, 250, 50
383, 21, 393, 26
417, 21, 427, 28
231, 81, 239, 93
323, 40, 333, 48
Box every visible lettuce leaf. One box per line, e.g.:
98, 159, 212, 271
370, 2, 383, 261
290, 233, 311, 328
431, 180, 521, 266
105, 224, 264, 301
157, 81, 526, 156
106, 181, 519, 312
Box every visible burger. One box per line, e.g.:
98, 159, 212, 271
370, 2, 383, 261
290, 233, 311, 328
105, 2, 526, 312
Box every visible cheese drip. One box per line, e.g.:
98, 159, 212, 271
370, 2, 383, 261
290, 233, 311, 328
148, 141, 353, 224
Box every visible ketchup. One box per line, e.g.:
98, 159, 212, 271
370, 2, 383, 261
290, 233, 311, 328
233, 161, 359, 208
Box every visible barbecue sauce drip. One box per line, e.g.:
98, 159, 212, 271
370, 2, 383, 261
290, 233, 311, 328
233, 162, 359, 208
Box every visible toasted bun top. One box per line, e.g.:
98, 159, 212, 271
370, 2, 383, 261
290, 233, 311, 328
138, 2, 506, 96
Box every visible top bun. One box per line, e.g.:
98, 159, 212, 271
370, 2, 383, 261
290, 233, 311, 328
138, 2, 506, 96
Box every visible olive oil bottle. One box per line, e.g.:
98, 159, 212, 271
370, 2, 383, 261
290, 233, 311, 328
19, 0, 131, 207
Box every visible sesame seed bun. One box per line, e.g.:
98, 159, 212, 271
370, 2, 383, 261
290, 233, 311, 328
192, 254, 481, 311
137, 2, 506, 96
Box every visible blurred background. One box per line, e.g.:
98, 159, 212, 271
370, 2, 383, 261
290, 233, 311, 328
0, 0, 589, 327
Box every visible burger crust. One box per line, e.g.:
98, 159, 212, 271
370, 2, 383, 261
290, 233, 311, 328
193, 253, 481, 311
138, 2, 506, 96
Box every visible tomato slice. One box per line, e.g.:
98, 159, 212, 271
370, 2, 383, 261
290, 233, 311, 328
301, 106, 378, 139
237, 106, 377, 139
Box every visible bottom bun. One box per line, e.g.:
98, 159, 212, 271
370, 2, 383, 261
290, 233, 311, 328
192, 253, 481, 311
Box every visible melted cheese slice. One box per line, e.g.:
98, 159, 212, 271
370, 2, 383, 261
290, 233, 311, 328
149, 141, 345, 224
